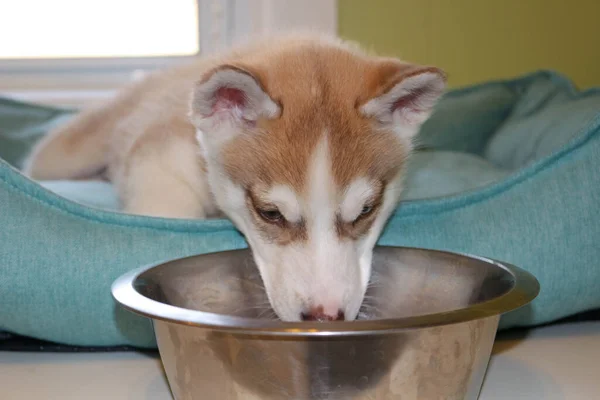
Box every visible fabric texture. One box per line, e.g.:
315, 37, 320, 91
1, 70, 599, 348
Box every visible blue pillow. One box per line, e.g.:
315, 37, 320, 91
1, 70, 599, 347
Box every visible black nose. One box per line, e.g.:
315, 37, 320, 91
301, 306, 345, 322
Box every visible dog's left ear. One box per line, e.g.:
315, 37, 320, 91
190, 64, 280, 131
359, 63, 446, 140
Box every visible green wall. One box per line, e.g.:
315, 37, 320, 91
339, 0, 599, 88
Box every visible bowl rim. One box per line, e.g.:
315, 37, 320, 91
111, 246, 540, 337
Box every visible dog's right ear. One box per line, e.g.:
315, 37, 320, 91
190, 65, 280, 131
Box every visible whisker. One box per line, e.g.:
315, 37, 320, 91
257, 308, 279, 320
229, 277, 266, 290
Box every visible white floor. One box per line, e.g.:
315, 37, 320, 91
1, 322, 599, 400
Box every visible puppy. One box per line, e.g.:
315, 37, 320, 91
25, 33, 446, 322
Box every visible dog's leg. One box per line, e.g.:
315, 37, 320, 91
118, 135, 215, 219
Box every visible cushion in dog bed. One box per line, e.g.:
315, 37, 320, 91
1, 70, 599, 348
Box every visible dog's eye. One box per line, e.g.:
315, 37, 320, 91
352, 205, 374, 224
258, 208, 284, 223
360, 205, 373, 216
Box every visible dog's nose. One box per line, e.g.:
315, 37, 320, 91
301, 306, 345, 322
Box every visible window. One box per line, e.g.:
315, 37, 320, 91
0, 0, 337, 107
0, 0, 200, 59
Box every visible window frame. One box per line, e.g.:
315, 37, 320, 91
0, 0, 337, 107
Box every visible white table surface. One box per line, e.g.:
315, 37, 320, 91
1, 321, 599, 400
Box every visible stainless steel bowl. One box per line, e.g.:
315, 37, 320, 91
112, 246, 539, 400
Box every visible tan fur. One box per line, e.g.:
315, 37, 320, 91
25, 33, 441, 219
24, 32, 446, 321
221, 44, 415, 192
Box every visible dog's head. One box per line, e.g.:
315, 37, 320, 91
190, 36, 445, 322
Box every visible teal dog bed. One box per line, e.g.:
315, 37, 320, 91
1, 70, 599, 348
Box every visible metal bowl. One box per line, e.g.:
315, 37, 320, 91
112, 246, 539, 400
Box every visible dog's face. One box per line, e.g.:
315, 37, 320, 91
191, 39, 445, 321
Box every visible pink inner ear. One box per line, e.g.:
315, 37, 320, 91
213, 87, 247, 113
391, 86, 427, 114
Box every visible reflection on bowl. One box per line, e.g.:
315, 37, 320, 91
112, 246, 539, 400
